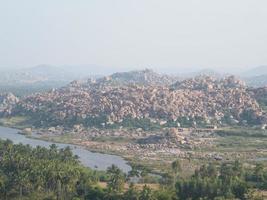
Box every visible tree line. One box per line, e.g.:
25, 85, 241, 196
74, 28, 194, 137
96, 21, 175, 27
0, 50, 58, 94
0, 139, 266, 200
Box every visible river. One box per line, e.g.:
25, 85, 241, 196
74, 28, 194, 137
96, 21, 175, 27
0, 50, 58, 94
0, 126, 131, 173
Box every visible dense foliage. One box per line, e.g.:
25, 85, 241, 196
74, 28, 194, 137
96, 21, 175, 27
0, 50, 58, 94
0, 140, 101, 199
0, 139, 266, 200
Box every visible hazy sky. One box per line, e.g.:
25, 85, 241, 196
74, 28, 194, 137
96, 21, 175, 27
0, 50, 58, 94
0, 0, 266, 72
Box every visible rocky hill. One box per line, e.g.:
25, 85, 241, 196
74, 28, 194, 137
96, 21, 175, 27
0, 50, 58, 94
249, 87, 267, 112
0, 93, 19, 116
86, 69, 180, 88
171, 75, 246, 90
6, 72, 265, 128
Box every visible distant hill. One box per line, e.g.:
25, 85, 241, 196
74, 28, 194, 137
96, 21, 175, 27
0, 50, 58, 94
242, 66, 267, 77
91, 69, 180, 87
0, 65, 102, 84
240, 66, 267, 87
4, 73, 264, 128
0, 65, 102, 95
177, 68, 224, 79
244, 75, 267, 88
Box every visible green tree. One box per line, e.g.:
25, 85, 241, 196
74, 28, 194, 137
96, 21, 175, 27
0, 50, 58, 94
254, 163, 264, 182
128, 166, 140, 181
171, 160, 181, 176
123, 183, 139, 200
107, 165, 125, 193
140, 185, 154, 200
154, 189, 174, 200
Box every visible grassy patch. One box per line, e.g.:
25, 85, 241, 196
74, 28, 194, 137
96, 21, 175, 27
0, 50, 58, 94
0, 116, 33, 129
91, 136, 133, 143
216, 128, 267, 138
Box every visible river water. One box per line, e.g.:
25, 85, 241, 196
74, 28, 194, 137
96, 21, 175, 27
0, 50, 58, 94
0, 126, 131, 173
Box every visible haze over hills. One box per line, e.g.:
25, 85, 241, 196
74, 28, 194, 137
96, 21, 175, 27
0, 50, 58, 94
237, 66, 267, 88
0, 65, 267, 96
174, 66, 267, 88
0, 64, 104, 84
241, 66, 267, 77
0, 65, 103, 95
91, 69, 181, 86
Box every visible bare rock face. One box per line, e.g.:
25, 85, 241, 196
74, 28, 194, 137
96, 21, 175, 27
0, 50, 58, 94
0, 93, 19, 116
171, 76, 246, 91
87, 69, 180, 88
14, 73, 265, 127
249, 87, 267, 122
166, 128, 179, 138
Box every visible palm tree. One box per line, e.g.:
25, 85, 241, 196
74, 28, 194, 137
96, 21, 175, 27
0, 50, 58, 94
123, 183, 139, 200
107, 165, 125, 193
171, 160, 181, 176
140, 185, 154, 200
0, 170, 8, 200
171, 160, 182, 187
127, 166, 140, 182
254, 163, 264, 182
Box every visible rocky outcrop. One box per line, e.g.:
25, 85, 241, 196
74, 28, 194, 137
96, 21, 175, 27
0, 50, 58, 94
171, 76, 246, 90
86, 69, 180, 88
0, 93, 19, 116
14, 75, 264, 127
